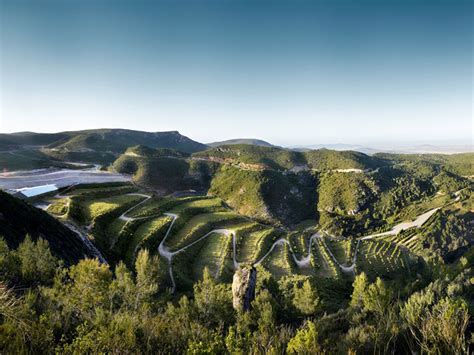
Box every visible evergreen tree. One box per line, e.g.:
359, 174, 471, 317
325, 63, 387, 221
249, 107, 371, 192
16, 236, 58, 284
292, 279, 320, 315
350, 272, 368, 308
287, 320, 322, 354
193, 267, 233, 326
134, 249, 160, 307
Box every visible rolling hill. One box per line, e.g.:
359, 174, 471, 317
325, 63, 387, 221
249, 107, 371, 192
112, 144, 473, 231
47, 129, 207, 153
44, 129, 208, 164
0, 129, 208, 165
113, 145, 212, 194
194, 144, 385, 171
207, 138, 275, 147
0, 132, 69, 148
374, 152, 474, 176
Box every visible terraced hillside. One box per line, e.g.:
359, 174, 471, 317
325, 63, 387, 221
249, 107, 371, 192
38, 181, 467, 292
113, 145, 473, 235
1, 133, 472, 295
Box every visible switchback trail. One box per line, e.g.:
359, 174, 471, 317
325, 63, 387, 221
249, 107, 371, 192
53, 191, 449, 292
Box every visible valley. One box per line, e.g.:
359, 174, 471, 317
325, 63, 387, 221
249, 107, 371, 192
2, 129, 467, 293
0, 129, 472, 354
2, 0, 471, 351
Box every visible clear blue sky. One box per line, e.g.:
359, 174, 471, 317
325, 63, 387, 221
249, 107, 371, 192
0, 0, 472, 145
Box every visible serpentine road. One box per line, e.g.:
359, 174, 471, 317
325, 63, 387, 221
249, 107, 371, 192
115, 194, 439, 293
113, 193, 443, 292
44, 188, 451, 292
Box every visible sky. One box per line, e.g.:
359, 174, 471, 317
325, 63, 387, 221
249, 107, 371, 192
0, 0, 472, 146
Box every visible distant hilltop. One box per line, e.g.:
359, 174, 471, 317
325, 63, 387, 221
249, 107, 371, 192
207, 138, 275, 148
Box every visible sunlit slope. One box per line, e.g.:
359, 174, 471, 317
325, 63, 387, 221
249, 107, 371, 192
113, 146, 212, 193
0, 129, 208, 166
112, 145, 472, 234
375, 152, 474, 176
39, 183, 465, 292
208, 165, 317, 226
193, 144, 384, 171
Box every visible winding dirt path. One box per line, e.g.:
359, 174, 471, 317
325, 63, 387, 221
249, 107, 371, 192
254, 206, 441, 274
359, 208, 440, 240
253, 232, 355, 272
43, 184, 109, 263
50, 189, 451, 292
114, 194, 445, 291
118, 193, 152, 221
156, 214, 238, 292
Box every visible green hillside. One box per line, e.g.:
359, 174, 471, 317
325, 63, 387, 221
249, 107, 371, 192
48, 129, 207, 154
0, 149, 77, 171
113, 147, 212, 193
0, 129, 208, 166
208, 166, 317, 226
0, 132, 69, 147
111, 145, 473, 234
193, 144, 305, 170
375, 152, 474, 176
193, 144, 384, 171
304, 149, 384, 170
317, 172, 378, 215
0, 190, 95, 264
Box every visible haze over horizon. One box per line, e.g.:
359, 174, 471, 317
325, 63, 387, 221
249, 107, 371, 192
1, 0, 472, 146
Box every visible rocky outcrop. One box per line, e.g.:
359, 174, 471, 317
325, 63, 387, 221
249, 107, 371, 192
232, 266, 257, 312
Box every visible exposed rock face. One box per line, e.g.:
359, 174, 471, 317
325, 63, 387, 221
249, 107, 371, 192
232, 266, 257, 312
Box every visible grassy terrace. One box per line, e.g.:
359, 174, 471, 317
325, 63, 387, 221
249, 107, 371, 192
80, 194, 146, 223
183, 230, 234, 282
288, 231, 313, 259
122, 216, 172, 265
382, 231, 424, 255
326, 239, 351, 265
166, 212, 244, 250
235, 225, 276, 263
357, 239, 411, 277
46, 198, 69, 216
62, 184, 137, 196
42, 183, 422, 289
260, 242, 294, 278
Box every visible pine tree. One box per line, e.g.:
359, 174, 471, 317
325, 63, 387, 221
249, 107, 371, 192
293, 280, 320, 315
350, 272, 368, 309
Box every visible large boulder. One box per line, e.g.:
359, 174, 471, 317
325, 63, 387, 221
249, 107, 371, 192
232, 266, 257, 311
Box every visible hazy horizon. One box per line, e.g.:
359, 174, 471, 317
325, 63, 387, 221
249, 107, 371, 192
0, 126, 472, 150
1, 0, 472, 146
